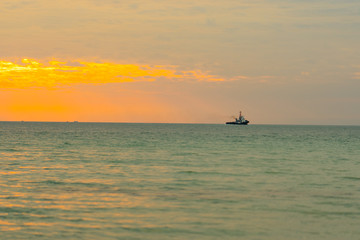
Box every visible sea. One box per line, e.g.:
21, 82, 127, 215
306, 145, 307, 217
0, 122, 359, 240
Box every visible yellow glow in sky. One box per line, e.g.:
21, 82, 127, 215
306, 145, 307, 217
0, 59, 224, 89
0, 58, 229, 123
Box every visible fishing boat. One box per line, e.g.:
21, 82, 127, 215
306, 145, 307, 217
226, 111, 249, 125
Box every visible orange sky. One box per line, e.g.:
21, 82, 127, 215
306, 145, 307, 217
0, 58, 229, 123
1, 1, 359, 124
0, 57, 359, 124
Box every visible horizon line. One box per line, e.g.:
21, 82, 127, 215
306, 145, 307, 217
0, 120, 359, 127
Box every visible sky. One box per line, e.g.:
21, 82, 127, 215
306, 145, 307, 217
1, 0, 359, 124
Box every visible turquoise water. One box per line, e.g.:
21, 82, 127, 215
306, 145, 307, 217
1, 122, 359, 239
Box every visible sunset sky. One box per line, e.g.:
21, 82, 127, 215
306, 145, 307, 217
1, 0, 359, 124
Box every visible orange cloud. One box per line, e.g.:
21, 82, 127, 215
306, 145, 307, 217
0, 58, 225, 88
353, 72, 360, 79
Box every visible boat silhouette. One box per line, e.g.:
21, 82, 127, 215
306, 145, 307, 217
226, 111, 249, 125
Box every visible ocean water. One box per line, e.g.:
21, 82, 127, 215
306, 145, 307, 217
0, 122, 359, 240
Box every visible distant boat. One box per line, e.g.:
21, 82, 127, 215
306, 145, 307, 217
226, 111, 249, 125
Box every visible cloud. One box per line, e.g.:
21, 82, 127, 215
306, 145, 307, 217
0, 58, 226, 88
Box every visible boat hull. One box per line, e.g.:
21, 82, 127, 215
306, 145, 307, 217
226, 121, 249, 125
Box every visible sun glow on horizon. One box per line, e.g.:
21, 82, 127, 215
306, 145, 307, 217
0, 58, 234, 123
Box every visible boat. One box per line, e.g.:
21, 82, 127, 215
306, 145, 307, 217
226, 111, 249, 125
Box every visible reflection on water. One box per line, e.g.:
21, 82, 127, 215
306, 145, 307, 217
0, 122, 360, 239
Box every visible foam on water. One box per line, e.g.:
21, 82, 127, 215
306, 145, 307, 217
0, 122, 359, 239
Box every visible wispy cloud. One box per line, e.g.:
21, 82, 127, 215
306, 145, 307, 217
0, 58, 226, 88
353, 72, 360, 79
